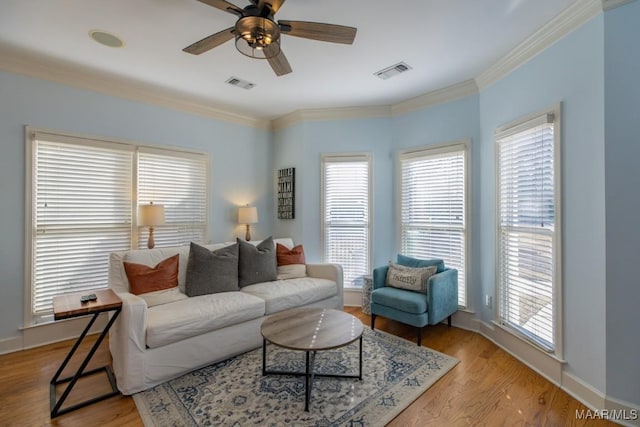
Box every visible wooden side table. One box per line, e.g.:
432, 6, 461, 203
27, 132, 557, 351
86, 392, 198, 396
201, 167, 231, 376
50, 288, 122, 418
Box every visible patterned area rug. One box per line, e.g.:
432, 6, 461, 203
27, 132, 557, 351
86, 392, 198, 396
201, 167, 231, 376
134, 328, 458, 427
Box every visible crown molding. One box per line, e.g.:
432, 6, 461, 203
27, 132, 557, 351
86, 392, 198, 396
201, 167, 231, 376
2, 0, 620, 132
272, 80, 480, 130
602, 0, 636, 10
475, 0, 602, 90
391, 79, 479, 117
271, 105, 392, 131
0, 43, 271, 130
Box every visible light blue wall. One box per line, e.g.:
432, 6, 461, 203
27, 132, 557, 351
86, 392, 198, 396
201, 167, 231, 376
479, 16, 607, 391
604, 0, 640, 405
0, 71, 272, 340
273, 117, 393, 266
272, 123, 306, 244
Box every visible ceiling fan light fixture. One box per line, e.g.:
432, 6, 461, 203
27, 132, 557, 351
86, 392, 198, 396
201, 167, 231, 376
235, 16, 280, 59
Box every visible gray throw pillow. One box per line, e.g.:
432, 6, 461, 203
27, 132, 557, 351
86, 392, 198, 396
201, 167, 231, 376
238, 236, 277, 287
185, 242, 239, 297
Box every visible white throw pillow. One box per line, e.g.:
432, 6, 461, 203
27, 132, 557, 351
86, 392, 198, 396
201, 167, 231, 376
386, 263, 437, 294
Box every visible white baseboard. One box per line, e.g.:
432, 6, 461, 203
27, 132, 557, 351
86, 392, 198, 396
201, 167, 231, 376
451, 310, 480, 332
0, 335, 23, 355
560, 377, 640, 427
605, 396, 640, 426
562, 370, 607, 410
477, 320, 565, 385
343, 288, 363, 307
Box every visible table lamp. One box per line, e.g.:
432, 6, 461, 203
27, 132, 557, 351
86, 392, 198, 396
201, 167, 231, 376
238, 205, 258, 241
139, 202, 165, 249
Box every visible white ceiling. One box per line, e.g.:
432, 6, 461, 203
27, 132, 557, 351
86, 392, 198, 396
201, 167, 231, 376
0, 0, 578, 120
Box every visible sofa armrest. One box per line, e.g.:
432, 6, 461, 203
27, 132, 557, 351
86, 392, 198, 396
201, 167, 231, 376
373, 266, 389, 290
306, 263, 344, 307
113, 292, 148, 351
427, 268, 459, 325
108, 291, 148, 394
306, 263, 343, 289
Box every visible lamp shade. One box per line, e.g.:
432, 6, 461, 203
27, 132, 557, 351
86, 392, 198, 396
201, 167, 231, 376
238, 206, 258, 224
139, 203, 165, 226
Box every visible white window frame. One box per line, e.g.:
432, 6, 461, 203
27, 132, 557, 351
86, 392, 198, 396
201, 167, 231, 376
397, 140, 470, 309
321, 153, 373, 289
495, 105, 563, 357
24, 126, 210, 326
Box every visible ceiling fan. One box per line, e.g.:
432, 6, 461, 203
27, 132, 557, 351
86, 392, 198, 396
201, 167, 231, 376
183, 0, 357, 76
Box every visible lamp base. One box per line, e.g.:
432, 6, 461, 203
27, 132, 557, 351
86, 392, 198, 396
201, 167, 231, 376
245, 224, 251, 241
147, 226, 155, 249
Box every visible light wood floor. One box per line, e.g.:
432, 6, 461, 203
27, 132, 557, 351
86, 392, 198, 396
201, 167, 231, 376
0, 307, 613, 426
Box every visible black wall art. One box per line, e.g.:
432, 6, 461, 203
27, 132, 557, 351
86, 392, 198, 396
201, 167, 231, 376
277, 167, 295, 219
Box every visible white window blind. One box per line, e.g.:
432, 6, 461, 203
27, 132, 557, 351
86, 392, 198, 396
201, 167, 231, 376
138, 149, 208, 248
497, 112, 559, 352
28, 129, 209, 323
322, 154, 371, 288
32, 135, 133, 318
399, 143, 467, 307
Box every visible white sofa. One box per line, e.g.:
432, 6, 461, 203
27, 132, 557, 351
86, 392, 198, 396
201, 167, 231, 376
108, 238, 343, 395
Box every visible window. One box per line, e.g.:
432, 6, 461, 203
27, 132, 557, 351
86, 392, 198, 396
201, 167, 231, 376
137, 149, 208, 248
27, 129, 208, 324
496, 108, 561, 353
399, 141, 468, 307
321, 154, 371, 288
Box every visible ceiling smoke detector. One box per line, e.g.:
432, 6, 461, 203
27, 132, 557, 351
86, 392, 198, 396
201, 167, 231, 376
226, 77, 256, 90
374, 62, 412, 80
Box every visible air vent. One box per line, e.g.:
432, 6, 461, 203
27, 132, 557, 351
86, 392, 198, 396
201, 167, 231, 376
225, 76, 255, 90
374, 62, 412, 80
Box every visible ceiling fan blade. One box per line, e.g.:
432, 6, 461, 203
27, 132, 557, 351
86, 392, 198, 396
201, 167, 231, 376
279, 20, 357, 44
183, 27, 235, 55
197, 0, 243, 17
265, 46, 292, 76
257, 0, 286, 14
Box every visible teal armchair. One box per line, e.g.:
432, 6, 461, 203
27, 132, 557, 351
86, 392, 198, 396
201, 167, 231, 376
370, 255, 458, 346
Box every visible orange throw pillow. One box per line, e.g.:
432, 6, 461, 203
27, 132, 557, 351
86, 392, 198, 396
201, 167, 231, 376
124, 254, 179, 295
276, 243, 306, 266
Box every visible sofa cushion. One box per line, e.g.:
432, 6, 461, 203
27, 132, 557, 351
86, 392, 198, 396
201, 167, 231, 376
386, 263, 437, 294
138, 287, 188, 308
186, 242, 239, 297
276, 243, 306, 279
397, 254, 445, 274
123, 254, 179, 296
277, 264, 307, 280
238, 237, 277, 287
371, 286, 428, 315
145, 292, 266, 348
241, 277, 337, 314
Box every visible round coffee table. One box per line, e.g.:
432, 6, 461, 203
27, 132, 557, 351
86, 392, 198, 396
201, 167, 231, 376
260, 307, 364, 411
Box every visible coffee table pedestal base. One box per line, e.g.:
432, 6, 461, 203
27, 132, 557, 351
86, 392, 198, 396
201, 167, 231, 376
262, 336, 363, 412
